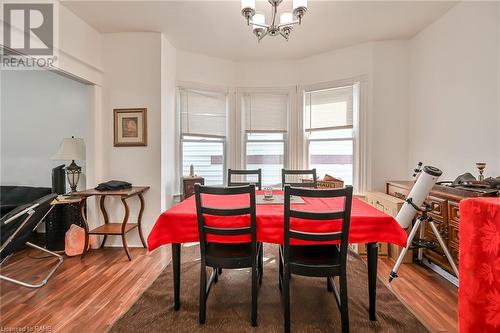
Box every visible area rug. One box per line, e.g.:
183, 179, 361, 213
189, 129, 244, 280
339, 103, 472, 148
110, 244, 429, 332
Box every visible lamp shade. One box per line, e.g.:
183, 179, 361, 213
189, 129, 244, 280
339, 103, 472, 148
280, 12, 293, 25
293, 0, 307, 9
252, 13, 265, 30
52, 137, 86, 161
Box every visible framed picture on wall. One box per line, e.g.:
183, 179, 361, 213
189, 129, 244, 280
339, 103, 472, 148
113, 108, 147, 147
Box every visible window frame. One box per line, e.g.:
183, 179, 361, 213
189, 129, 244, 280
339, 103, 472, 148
177, 85, 229, 186
244, 131, 288, 187
303, 82, 361, 189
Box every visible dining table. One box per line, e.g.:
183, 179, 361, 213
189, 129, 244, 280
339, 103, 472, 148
147, 190, 408, 321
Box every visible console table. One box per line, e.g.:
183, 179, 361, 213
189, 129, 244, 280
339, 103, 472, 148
75, 186, 150, 260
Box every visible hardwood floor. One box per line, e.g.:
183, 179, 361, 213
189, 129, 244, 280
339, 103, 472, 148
0, 246, 457, 332
0, 247, 169, 333
376, 257, 458, 332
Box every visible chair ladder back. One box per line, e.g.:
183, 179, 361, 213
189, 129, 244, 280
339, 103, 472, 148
284, 185, 353, 252
228, 169, 262, 190
282, 169, 317, 189
195, 184, 257, 256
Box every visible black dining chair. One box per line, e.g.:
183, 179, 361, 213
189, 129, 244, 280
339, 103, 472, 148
227, 169, 262, 190
194, 184, 263, 326
279, 185, 353, 333
282, 169, 317, 189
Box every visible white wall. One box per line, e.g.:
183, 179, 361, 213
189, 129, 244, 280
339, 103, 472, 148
101, 32, 161, 246
409, 1, 500, 180
1, 70, 91, 189
176, 41, 409, 192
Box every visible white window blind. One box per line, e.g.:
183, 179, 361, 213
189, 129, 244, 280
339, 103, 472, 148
243, 93, 288, 132
179, 88, 227, 137
305, 86, 353, 132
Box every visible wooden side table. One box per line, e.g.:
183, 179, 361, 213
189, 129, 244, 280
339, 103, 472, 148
182, 176, 204, 200
74, 186, 150, 260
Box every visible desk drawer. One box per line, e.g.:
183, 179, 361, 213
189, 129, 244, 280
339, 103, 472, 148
386, 184, 410, 200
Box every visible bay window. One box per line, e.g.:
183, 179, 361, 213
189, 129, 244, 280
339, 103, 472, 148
305, 85, 355, 185
179, 88, 227, 185
242, 93, 288, 187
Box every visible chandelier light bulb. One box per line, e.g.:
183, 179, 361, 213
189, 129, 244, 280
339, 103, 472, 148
241, 0, 256, 11
280, 12, 293, 25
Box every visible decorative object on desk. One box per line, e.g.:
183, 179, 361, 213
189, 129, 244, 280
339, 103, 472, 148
65, 224, 96, 256
95, 180, 132, 191
475, 162, 486, 181
52, 136, 86, 192
302, 174, 344, 189
240, 0, 308, 42
182, 176, 204, 200
189, 164, 195, 177
263, 187, 273, 200
113, 108, 147, 147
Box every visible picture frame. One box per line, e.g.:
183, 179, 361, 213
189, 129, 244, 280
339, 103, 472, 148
113, 108, 147, 147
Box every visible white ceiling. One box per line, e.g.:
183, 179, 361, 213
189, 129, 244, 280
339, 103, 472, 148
62, 0, 457, 61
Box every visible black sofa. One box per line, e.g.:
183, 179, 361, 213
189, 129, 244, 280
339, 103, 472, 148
0, 186, 52, 218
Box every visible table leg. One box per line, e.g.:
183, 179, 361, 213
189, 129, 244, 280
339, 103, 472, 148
99, 195, 109, 249
137, 193, 147, 248
367, 242, 378, 321
121, 197, 132, 260
80, 199, 89, 260
172, 243, 181, 311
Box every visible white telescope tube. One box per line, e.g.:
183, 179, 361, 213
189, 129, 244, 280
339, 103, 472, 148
395, 166, 442, 229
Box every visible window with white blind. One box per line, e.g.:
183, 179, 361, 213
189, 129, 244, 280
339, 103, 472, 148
305, 85, 355, 185
179, 88, 227, 185
242, 93, 288, 187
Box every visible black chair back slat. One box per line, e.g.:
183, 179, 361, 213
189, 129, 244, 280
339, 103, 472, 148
197, 185, 253, 195
289, 230, 342, 242
204, 226, 252, 236
289, 210, 344, 221
228, 169, 262, 190
282, 169, 317, 189
201, 207, 252, 217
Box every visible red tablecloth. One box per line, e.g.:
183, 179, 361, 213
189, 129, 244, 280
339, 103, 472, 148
148, 191, 407, 251
459, 197, 500, 333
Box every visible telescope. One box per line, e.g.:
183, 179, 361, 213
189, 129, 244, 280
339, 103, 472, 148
389, 163, 459, 282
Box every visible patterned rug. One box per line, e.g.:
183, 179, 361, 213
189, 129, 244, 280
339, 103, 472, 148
110, 244, 429, 332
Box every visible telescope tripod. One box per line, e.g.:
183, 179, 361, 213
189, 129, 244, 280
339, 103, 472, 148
389, 199, 459, 283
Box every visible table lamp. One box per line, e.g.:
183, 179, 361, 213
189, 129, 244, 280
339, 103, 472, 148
52, 136, 86, 192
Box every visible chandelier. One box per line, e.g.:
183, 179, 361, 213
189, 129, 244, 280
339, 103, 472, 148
241, 0, 308, 42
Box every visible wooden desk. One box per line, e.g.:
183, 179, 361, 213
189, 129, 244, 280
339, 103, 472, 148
75, 186, 150, 260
